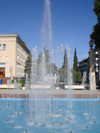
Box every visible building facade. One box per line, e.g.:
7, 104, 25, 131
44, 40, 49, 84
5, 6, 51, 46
79, 48, 100, 88
94, 49, 100, 85
78, 58, 89, 83
0, 34, 30, 79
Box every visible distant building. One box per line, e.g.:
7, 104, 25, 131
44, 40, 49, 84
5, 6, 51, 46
98, 49, 100, 80
94, 49, 100, 85
0, 34, 30, 80
78, 58, 89, 83
79, 48, 100, 88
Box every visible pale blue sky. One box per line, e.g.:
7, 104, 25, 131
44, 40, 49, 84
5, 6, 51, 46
0, 0, 97, 64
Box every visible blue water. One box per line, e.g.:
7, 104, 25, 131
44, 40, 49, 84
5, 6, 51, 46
0, 98, 100, 133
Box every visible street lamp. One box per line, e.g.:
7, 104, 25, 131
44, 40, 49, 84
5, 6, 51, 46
89, 40, 94, 48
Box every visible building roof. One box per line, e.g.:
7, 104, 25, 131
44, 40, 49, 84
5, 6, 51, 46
0, 33, 30, 54
79, 57, 89, 64
0, 34, 18, 37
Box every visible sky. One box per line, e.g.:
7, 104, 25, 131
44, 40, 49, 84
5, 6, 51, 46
0, 0, 97, 65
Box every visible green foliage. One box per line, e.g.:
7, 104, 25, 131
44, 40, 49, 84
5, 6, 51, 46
37, 48, 50, 66
73, 69, 82, 83
90, 0, 100, 48
73, 48, 79, 71
73, 48, 82, 83
91, 23, 100, 49
11, 79, 25, 87
94, 0, 100, 22
20, 80, 25, 87
37, 48, 50, 79
37, 48, 58, 76
58, 68, 64, 82
11, 80, 14, 83
48, 63, 58, 75
59, 50, 68, 82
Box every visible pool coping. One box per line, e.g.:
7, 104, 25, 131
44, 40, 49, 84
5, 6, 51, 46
0, 89, 100, 99
0, 98, 100, 101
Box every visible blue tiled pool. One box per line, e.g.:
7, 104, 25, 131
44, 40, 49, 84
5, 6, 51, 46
0, 98, 100, 133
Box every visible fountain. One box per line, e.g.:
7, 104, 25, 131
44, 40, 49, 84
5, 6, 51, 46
26, 0, 86, 130
0, 0, 99, 133
82, 72, 87, 88
29, 0, 56, 90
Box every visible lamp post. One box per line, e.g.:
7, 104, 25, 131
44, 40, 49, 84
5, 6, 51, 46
89, 40, 94, 48
89, 40, 96, 90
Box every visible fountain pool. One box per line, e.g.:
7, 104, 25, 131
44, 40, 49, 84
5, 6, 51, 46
0, 0, 99, 133
0, 98, 100, 133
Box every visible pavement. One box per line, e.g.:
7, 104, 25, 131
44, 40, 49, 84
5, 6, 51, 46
0, 89, 100, 99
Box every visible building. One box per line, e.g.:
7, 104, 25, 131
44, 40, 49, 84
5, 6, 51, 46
98, 49, 100, 80
0, 34, 30, 80
94, 49, 100, 85
78, 58, 89, 83
79, 48, 100, 88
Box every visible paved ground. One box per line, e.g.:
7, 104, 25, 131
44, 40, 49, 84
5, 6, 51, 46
0, 89, 100, 99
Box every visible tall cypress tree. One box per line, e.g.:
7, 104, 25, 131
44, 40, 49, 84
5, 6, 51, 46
62, 49, 68, 83
73, 48, 82, 83
73, 48, 79, 71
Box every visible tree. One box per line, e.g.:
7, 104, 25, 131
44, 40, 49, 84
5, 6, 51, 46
37, 48, 50, 77
48, 63, 58, 75
73, 48, 79, 71
24, 52, 32, 80
37, 48, 50, 66
59, 49, 68, 82
90, 0, 100, 48
73, 48, 82, 83
37, 48, 58, 80
94, 0, 100, 22
73, 69, 82, 84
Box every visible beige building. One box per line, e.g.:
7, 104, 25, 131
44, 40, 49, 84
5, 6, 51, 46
0, 34, 30, 79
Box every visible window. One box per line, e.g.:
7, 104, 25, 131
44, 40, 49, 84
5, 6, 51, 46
95, 63, 99, 66
3, 44, 6, 50
0, 44, 1, 50
0, 63, 5, 68
95, 51, 98, 55
96, 58, 99, 61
